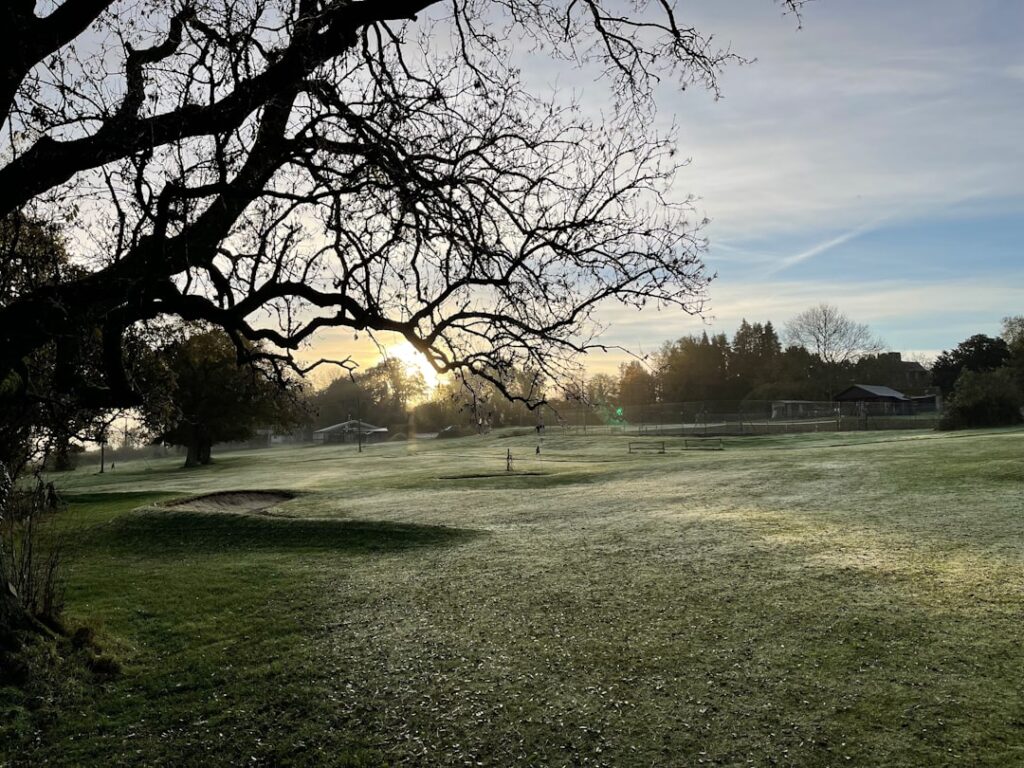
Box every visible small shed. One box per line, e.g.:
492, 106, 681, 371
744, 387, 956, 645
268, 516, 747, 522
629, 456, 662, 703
312, 420, 389, 445
833, 384, 912, 415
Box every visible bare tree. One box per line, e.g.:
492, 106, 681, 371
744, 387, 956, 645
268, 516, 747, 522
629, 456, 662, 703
784, 304, 883, 366
784, 303, 884, 396
0, 1, 806, 409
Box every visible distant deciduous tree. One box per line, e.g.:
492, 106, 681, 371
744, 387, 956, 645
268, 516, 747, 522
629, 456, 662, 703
1001, 316, 1024, 395
311, 358, 426, 431
585, 374, 619, 406
783, 304, 883, 368
617, 361, 658, 407
151, 329, 306, 467
784, 304, 884, 397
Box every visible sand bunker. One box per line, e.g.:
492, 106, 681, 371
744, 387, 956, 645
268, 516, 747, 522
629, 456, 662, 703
167, 491, 295, 514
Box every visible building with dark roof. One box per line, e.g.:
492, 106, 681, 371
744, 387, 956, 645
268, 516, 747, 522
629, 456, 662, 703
834, 384, 913, 415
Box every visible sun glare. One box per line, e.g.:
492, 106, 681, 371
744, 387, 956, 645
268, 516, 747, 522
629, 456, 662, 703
386, 342, 441, 391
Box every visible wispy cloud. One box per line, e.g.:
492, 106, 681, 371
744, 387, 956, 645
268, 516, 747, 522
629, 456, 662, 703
653, 1, 1024, 242
764, 219, 882, 277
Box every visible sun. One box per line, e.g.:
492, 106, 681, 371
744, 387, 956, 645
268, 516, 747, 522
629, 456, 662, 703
386, 342, 441, 391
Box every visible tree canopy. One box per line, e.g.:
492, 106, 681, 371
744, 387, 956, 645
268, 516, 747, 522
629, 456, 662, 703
150, 328, 306, 466
783, 304, 883, 397
932, 334, 1010, 396
0, 0, 811, 412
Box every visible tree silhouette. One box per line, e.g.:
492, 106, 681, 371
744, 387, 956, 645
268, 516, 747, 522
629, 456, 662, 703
784, 304, 883, 397
0, 0, 805, 409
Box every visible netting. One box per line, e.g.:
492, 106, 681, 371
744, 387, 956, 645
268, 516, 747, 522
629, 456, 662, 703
530, 398, 942, 436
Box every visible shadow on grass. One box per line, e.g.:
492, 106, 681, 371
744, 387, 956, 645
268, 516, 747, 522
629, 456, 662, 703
431, 470, 601, 489
96, 509, 481, 555
63, 491, 181, 506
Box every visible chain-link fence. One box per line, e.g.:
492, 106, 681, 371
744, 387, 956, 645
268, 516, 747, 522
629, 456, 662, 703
525, 397, 942, 436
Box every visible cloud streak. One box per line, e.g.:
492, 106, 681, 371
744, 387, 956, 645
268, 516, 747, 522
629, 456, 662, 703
764, 219, 883, 277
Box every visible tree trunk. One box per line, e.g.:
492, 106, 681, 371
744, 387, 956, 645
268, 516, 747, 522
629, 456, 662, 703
184, 437, 213, 467
184, 440, 201, 468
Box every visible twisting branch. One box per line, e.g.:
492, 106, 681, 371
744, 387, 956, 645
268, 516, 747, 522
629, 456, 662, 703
0, 0, 807, 408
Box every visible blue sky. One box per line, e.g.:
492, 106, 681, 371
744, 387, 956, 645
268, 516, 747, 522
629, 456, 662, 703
576, 0, 1024, 372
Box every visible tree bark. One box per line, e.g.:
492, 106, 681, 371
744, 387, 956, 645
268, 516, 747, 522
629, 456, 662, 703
183, 437, 213, 467
184, 441, 201, 468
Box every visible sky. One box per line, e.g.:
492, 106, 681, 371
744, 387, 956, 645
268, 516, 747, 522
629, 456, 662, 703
582, 0, 1024, 372
314, 0, 1024, 378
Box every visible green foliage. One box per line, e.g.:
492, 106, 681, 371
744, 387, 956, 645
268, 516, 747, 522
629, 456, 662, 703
1001, 315, 1024, 395
311, 359, 425, 432
151, 329, 306, 466
0, 214, 75, 470
616, 360, 658, 405
932, 334, 1010, 395
409, 372, 538, 433
656, 322, 834, 402
939, 369, 1023, 430
0, 213, 70, 306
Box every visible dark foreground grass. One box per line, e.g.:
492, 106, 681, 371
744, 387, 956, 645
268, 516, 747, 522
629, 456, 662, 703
2, 429, 1023, 766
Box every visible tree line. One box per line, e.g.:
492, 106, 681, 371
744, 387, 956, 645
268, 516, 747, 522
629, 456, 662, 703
933, 320, 1024, 430
318, 306, 1023, 435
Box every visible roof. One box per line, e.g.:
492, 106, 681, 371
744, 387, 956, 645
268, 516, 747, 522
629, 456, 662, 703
314, 420, 388, 434
834, 384, 909, 401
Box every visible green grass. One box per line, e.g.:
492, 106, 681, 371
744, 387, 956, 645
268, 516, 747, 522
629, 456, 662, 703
3, 428, 1024, 766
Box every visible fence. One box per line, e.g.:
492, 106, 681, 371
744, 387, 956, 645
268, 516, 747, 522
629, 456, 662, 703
526, 398, 942, 436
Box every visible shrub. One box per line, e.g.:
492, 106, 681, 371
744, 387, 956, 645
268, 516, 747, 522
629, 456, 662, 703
0, 475, 66, 623
939, 369, 1024, 430
389, 432, 408, 442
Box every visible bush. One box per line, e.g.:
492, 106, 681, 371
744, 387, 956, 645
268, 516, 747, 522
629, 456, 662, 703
0, 475, 66, 623
389, 432, 408, 442
939, 369, 1024, 430
43, 443, 84, 472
